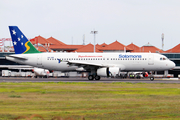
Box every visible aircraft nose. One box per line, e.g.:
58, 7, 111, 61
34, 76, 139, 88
170, 61, 176, 69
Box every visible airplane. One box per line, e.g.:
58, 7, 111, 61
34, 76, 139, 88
6, 26, 175, 81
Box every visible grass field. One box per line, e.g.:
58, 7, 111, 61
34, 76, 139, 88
0, 82, 180, 120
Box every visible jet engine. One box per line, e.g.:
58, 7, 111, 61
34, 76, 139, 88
97, 67, 120, 77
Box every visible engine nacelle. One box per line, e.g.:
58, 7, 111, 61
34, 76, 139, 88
97, 67, 120, 77
97, 68, 109, 77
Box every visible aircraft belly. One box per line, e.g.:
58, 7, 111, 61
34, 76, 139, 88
42, 61, 76, 71
54, 62, 77, 71
23, 60, 39, 68
126, 65, 144, 71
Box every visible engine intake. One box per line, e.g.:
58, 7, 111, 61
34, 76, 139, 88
97, 67, 120, 77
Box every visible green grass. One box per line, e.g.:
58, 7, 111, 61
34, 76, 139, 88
0, 82, 180, 119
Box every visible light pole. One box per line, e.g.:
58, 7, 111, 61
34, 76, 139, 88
161, 33, 164, 51
90, 30, 98, 53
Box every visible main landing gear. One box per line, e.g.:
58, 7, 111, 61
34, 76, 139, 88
88, 75, 101, 80
150, 76, 154, 81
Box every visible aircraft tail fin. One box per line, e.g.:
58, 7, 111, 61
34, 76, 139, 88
9, 26, 41, 54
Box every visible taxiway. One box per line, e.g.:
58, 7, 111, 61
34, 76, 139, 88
0, 77, 179, 83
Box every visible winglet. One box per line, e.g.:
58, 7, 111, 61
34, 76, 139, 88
9, 26, 41, 54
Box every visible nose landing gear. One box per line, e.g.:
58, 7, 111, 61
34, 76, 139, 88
150, 76, 154, 81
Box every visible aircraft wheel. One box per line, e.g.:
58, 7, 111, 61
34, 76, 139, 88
95, 76, 101, 80
88, 75, 94, 80
150, 77, 154, 81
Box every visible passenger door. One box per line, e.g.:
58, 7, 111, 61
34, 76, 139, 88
148, 55, 154, 65
37, 55, 42, 65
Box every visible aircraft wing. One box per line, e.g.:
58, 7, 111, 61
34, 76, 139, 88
65, 60, 126, 71
66, 60, 107, 69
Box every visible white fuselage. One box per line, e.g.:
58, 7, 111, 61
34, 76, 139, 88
6, 52, 175, 72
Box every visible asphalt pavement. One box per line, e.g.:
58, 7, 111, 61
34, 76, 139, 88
0, 77, 180, 83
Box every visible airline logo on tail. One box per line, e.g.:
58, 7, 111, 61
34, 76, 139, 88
9, 26, 41, 54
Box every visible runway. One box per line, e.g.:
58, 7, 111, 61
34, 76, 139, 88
0, 77, 180, 83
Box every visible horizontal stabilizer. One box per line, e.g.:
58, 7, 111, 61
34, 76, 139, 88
6, 55, 27, 60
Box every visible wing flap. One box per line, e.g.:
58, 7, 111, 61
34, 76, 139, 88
66, 60, 107, 67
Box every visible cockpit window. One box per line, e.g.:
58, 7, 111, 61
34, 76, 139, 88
160, 57, 167, 60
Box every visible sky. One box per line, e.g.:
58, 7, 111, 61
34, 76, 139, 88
1, 0, 180, 51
